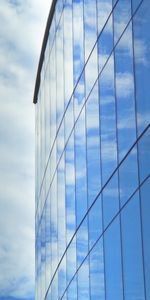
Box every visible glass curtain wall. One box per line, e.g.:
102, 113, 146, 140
35, 0, 150, 299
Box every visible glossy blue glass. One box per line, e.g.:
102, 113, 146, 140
141, 177, 150, 299
104, 218, 123, 300
132, 0, 150, 135
121, 192, 145, 300
35, 1, 150, 299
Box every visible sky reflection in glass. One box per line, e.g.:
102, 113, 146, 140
35, 0, 150, 299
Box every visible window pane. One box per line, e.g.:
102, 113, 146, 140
121, 192, 145, 300
141, 177, 150, 300
104, 217, 123, 299
133, 0, 150, 134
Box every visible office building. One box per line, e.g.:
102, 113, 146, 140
34, 0, 150, 299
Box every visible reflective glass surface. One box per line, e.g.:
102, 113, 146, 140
35, 0, 150, 299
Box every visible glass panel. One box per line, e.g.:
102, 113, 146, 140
39, 90, 43, 192
141, 177, 150, 300
84, 0, 98, 97
113, 0, 133, 44
50, 143, 57, 185
138, 127, 150, 182
55, 0, 64, 27
85, 46, 98, 98
51, 273, 58, 300
35, 234, 38, 299
66, 239, 77, 298
74, 104, 89, 297
64, 0, 73, 109
84, 0, 97, 61
89, 195, 103, 249
103, 173, 119, 228
50, 42, 56, 152
50, 175, 58, 298
121, 192, 145, 300
49, 14, 56, 53
89, 239, 105, 300
119, 146, 138, 206
75, 109, 87, 226
45, 194, 51, 294
57, 125, 64, 170
98, 15, 113, 75
44, 35, 50, 71
37, 90, 42, 198
56, 17, 64, 130
44, 60, 50, 161
104, 217, 123, 299
35, 105, 38, 206
67, 274, 77, 300
37, 226, 42, 300
64, 98, 74, 145
73, 0, 84, 85
65, 133, 77, 298
132, 0, 150, 134
86, 83, 101, 205
77, 256, 90, 300
100, 56, 117, 184
46, 288, 51, 300
97, 0, 113, 34
57, 155, 66, 298
65, 133, 76, 243
86, 82, 103, 300
74, 73, 85, 123
41, 209, 46, 298
114, 20, 136, 161
132, 0, 143, 12
58, 255, 67, 300
76, 218, 89, 268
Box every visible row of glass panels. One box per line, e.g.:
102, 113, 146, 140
36, 180, 150, 300
35, 0, 150, 219
35, 0, 150, 299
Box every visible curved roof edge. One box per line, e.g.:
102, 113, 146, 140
33, 0, 57, 104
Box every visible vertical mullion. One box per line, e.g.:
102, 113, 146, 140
112, 2, 125, 300
131, 1, 147, 298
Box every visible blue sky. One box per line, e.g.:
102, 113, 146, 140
0, 0, 51, 299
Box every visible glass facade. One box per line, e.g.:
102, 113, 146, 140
34, 0, 150, 299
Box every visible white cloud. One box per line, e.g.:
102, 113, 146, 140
97, 1, 112, 34
0, 0, 52, 299
116, 72, 134, 99
134, 39, 149, 65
